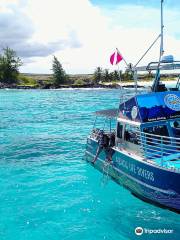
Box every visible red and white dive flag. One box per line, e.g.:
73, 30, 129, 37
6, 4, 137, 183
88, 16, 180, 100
110, 49, 123, 65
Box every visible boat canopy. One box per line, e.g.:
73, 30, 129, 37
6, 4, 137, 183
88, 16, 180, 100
95, 109, 118, 119
119, 91, 180, 123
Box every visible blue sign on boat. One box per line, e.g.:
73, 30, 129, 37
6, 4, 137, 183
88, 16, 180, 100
119, 91, 180, 122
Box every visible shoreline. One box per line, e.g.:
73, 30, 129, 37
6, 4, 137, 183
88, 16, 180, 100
0, 83, 145, 90
0, 80, 177, 90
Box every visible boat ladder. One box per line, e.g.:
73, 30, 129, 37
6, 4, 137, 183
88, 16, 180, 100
101, 160, 111, 186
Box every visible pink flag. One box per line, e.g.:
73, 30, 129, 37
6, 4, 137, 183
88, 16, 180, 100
110, 50, 123, 65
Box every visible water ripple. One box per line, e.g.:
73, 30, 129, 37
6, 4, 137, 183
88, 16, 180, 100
0, 89, 179, 240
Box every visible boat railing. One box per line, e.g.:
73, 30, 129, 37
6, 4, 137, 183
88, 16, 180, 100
89, 128, 180, 172
130, 131, 180, 172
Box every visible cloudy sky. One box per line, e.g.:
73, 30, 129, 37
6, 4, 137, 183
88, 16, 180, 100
0, 0, 180, 74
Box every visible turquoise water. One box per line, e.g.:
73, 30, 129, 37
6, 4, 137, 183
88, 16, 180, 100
0, 89, 179, 240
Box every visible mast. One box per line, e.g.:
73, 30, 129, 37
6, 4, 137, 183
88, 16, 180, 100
160, 0, 164, 57
152, 0, 164, 92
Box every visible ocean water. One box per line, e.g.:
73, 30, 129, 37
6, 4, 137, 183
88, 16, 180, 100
0, 89, 179, 240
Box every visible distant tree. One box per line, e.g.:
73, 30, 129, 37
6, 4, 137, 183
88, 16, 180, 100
0, 47, 22, 84
109, 72, 114, 82
113, 70, 120, 82
123, 68, 133, 81
102, 69, 110, 82
93, 67, 103, 84
52, 56, 67, 86
119, 70, 122, 81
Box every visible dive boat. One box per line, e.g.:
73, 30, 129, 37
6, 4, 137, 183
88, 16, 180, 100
84, 0, 180, 213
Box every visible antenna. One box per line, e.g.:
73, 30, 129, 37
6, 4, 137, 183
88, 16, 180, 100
152, 0, 164, 92
133, 1, 164, 68
160, 0, 164, 57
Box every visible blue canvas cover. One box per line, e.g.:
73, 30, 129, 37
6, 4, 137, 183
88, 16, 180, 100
119, 91, 180, 122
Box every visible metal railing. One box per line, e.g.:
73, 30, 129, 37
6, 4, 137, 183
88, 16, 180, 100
89, 127, 180, 172
90, 128, 180, 172
176, 75, 180, 89
125, 130, 180, 171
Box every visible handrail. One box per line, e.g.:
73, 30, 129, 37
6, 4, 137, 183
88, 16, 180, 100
142, 131, 180, 141
123, 129, 180, 170
138, 131, 180, 171
90, 128, 180, 172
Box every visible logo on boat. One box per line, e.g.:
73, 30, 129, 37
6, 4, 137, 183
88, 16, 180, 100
131, 106, 138, 119
135, 227, 143, 236
164, 94, 180, 111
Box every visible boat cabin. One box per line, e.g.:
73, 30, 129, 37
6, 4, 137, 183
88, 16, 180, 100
91, 91, 180, 169
116, 91, 180, 167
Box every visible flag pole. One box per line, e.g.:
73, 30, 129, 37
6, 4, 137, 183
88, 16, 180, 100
117, 63, 123, 94
115, 50, 124, 102
116, 48, 138, 95
116, 48, 128, 67
110, 48, 128, 100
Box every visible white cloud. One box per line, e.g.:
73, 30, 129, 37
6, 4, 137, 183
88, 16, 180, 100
0, 0, 81, 61
1, 0, 180, 74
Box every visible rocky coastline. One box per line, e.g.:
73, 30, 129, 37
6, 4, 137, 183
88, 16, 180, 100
0, 82, 145, 89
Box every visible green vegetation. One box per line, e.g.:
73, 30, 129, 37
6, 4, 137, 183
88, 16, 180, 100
92, 66, 133, 84
0, 47, 178, 89
15, 72, 177, 89
52, 56, 68, 86
122, 68, 133, 81
18, 74, 39, 87
93, 67, 103, 84
0, 47, 22, 84
103, 69, 110, 82
74, 79, 86, 85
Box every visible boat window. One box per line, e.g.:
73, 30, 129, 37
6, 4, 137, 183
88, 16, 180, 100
170, 120, 180, 129
143, 125, 169, 137
170, 120, 180, 137
143, 125, 170, 145
124, 124, 140, 145
117, 122, 123, 138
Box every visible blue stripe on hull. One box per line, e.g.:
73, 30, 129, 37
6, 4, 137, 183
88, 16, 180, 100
85, 138, 180, 212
